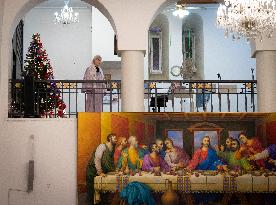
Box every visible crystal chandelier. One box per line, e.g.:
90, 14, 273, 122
217, 0, 276, 41
54, 1, 79, 25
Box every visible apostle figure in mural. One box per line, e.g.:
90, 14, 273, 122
224, 137, 233, 152
216, 139, 252, 172
238, 133, 265, 169
156, 138, 166, 159
142, 143, 170, 174
82, 55, 105, 112
187, 136, 225, 170
248, 144, 276, 170
86, 133, 117, 203
114, 137, 128, 166
117, 136, 145, 173
164, 138, 190, 170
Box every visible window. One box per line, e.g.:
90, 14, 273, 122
149, 28, 162, 74
182, 29, 195, 60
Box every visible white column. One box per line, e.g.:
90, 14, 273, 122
121, 50, 145, 112
256, 51, 276, 112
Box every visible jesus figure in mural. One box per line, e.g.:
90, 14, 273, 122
187, 136, 225, 170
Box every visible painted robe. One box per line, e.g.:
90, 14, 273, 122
117, 147, 145, 171
158, 149, 166, 159
114, 147, 123, 166
240, 137, 265, 168
217, 150, 252, 171
164, 146, 190, 169
187, 148, 224, 170
82, 64, 105, 112
142, 154, 170, 172
254, 144, 276, 170
86, 144, 115, 203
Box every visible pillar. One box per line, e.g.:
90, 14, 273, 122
256, 51, 276, 112
121, 50, 145, 112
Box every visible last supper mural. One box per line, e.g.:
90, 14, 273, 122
77, 112, 276, 205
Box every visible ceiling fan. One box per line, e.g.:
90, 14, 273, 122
162, 0, 208, 18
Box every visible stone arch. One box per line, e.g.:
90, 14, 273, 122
182, 12, 204, 80
148, 13, 170, 80
0, 0, 118, 118
148, 0, 177, 28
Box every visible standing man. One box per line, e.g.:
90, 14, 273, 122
82, 55, 105, 112
86, 133, 117, 203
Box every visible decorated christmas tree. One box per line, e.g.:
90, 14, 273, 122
23, 33, 66, 117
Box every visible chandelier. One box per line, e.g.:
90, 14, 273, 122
217, 0, 276, 41
173, 0, 189, 18
54, 1, 79, 25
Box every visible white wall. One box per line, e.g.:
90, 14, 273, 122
92, 7, 120, 62
200, 6, 256, 80
0, 119, 77, 205
23, 5, 119, 80
164, 5, 256, 81
23, 7, 92, 80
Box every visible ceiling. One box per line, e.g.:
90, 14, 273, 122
37, 0, 219, 8
188, 0, 219, 3
37, 0, 90, 8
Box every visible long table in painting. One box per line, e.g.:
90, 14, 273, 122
94, 172, 276, 204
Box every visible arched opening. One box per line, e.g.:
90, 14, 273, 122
6, 0, 119, 117
182, 13, 204, 80
148, 14, 170, 80
146, 2, 256, 112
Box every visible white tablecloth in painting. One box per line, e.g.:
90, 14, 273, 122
94, 172, 276, 203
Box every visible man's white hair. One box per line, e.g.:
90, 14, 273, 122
92, 55, 102, 64
128, 136, 137, 144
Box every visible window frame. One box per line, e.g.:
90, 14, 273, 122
149, 31, 163, 74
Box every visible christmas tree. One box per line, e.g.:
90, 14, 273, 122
23, 33, 66, 117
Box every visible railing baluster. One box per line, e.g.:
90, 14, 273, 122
85, 92, 87, 112
251, 82, 255, 112
154, 87, 157, 112
110, 81, 112, 112
245, 84, 247, 112
237, 93, 239, 112
211, 83, 213, 112
227, 90, 230, 112
68, 82, 71, 118
172, 83, 175, 112
196, 84, 199, 112
203, 86, 206, 112
218, 83, 221, 112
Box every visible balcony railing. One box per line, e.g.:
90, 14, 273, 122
145, 80, 257, 113
9, 79, 257, 118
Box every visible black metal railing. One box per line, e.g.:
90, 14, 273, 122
8, 79, 257, 118
145, 80, 257, 113
9, 79, 121, 118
